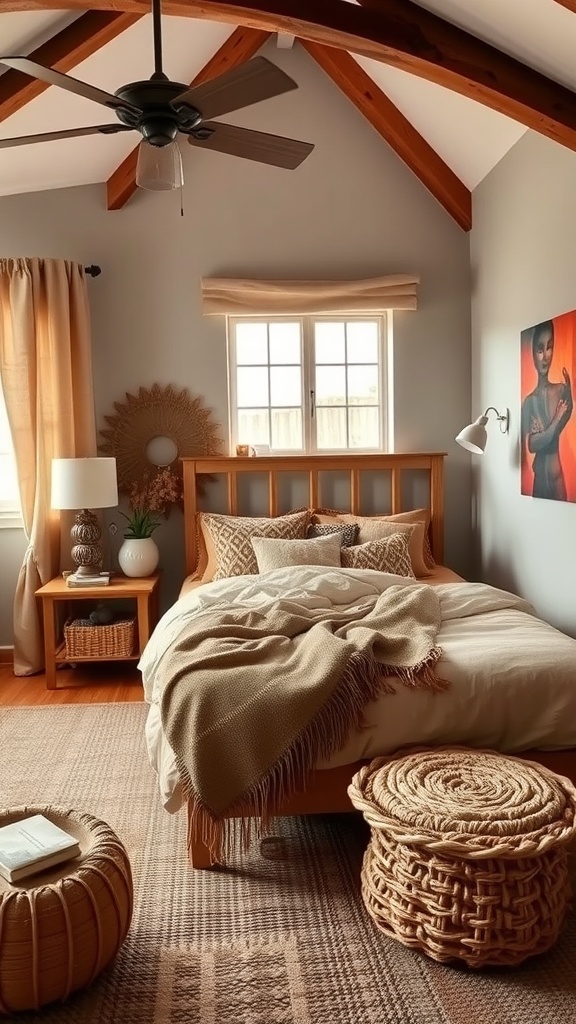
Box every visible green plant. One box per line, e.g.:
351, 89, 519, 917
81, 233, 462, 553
119, 506, 162, 539
119, 466, 182, 538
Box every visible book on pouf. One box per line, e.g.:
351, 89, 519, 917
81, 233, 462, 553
0, 814, 81, 883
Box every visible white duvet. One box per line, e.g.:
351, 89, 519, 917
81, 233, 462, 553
139, 566, 576, 812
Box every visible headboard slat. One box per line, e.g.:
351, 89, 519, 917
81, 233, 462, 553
309, 471, 319, 509
391, 467, 402, 514
268, 471, 278, 516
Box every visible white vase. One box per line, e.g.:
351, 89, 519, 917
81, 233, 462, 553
118, 537, 159, 578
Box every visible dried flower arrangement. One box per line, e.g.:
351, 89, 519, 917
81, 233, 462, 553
119, 466, 183, 538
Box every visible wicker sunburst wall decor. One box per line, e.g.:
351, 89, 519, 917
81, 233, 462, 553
98, 384, 223, 499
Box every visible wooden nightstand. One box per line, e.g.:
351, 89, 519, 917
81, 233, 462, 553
36, 574, 161, 690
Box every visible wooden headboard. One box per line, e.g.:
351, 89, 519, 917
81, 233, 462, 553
181, 452, 447, 577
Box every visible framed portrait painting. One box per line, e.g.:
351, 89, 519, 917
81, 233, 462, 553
520, 310, 576, 501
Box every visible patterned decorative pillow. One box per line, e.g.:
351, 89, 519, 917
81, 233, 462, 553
307, 522, 359, 547
251, 533, 342, 573
340, 533, 415, 577
313, 507, 434, 576
198, 509, 311, 582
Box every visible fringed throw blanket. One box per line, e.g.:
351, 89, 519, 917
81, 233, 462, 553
158, 573, 444, 856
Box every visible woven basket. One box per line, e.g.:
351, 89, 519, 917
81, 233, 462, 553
64, 617, 135, 659
348, 747, 576, 968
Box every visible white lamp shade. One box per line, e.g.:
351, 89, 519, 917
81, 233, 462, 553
51, 457, 118, 510
455, 415, 488, 454
136, 140, 183, 191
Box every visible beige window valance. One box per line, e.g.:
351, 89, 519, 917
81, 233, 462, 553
201, 274, 419, 316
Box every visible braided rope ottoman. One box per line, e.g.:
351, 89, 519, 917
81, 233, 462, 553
348, 747, 576, 968
0, 805, 133, 1014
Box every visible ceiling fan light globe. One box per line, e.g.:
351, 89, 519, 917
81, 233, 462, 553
136, 139, 183, 192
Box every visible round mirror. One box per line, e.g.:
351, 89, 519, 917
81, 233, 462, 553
146, 435, 178, 467
98, 384, 223, 498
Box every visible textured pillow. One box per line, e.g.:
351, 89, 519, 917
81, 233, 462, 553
340, 533, 415, 577
197, 509, 311, 582
344, 520, 423, 576
307, 522, 359, 547
371, 509, 435, 571
313, 507, 434, 576
251, 532, 342, 573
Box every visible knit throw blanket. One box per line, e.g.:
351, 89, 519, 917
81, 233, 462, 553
159, 580, 444, 856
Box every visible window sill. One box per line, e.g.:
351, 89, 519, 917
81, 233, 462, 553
0, 511, 24, 530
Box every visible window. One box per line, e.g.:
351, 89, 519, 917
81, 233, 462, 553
228, 314, 388, 453
0, 381, 22, 526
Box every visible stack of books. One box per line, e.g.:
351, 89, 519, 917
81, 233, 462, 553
65, 571, 111, 588
0, 813, 81, 883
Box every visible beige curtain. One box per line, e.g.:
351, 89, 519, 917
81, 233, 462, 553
0, 258, 96, 675
201, 274, 419, 316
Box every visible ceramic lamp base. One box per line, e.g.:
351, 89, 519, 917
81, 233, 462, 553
71, 509, 103, 574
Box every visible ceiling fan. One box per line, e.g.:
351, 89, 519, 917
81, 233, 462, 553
0, 0, 314, 191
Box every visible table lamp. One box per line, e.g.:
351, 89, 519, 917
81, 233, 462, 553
51, 457, 118, 576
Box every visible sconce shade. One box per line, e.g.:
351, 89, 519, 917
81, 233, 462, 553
455, 415, 488, 454
136, 139, 183, 192
51, 458, 118, 510
455, 407, 509, 454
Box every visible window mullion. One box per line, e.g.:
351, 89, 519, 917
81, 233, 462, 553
266, 322, 272, 448
302, 316, 315, 453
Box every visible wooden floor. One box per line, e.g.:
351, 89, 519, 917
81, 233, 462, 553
0, 662, 144, 705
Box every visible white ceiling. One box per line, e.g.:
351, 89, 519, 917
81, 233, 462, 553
0, 1, 575, 198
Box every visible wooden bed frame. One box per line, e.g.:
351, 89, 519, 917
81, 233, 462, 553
179, 452, 576, 868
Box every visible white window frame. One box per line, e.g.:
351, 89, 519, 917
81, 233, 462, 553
227, 313, 389, 455
0, 380, 23, 529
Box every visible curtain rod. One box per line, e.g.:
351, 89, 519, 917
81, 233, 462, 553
84, 265, 101, 277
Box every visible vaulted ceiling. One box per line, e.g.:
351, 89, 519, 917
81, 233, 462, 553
1, 0, 576, 231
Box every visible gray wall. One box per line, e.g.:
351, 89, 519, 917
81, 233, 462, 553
0, 39, 472, 646
471, 131, 576, 636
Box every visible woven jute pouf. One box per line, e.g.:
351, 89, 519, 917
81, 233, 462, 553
0, 805, 133, 1014
348, 747, 576, 968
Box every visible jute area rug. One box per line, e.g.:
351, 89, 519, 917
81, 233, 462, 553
1, 704, 576, 1024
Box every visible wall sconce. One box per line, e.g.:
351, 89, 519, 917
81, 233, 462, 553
455, 407, 510, 454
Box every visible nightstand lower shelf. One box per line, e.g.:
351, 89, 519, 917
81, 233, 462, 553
55, 643, 140, 663
36, 574, 160, 690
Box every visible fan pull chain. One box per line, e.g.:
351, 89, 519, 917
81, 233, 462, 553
177, 142, 184, 217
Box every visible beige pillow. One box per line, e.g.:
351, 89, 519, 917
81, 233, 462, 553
313, 507, 434, 576
197, 509, 311, 582
251, 532, 342, 573
340, 533, 415, 577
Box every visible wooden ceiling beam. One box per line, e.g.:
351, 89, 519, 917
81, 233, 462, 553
7, 0, 576, 154
0, 11, 142, 124
551, 0, 576, 12
106, 25, 271, 210
300, 40, 471, 231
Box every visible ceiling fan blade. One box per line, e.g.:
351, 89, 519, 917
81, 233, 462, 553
187, 122, 314, 170
0, 56, 141, 114
174, 57, 298, 121
0, 124, 135, 150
